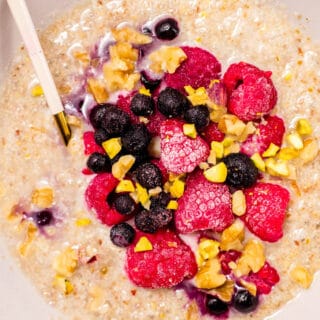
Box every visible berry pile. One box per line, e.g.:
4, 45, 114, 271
79, 17, 294, 319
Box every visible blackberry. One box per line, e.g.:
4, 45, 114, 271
130, 93, 155, 117
184, 105, 210, 130
114, 194, 136, 215
87, 152, 111, 173
222, 153, 258, 189
135, 162, 163, 189
94, 128, 109, 145
155, 18, 180, 40
158, 87, 190, 118
34, 210, 53, 227
140, 71, 161, 92
233, 289, 258, 313
150, 192, 171, 211
206, 295, 229, 316
110, 223, 136, 247
135, 210, 158, 233
121, 124, 151, 154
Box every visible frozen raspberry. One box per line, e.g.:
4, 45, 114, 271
85, 173, 129, 226
244, 262, 280, 295
242, 182, 290, 242
83, 131, 105, 155
175, 170, 234, 233
146, 109, 166, 136
201, 122, 225, 143
219, 250, 242, 275
164, 46, 221, 92
240, 116, 285, 156
160, 119, 210, 174
223, 62, 277, 121
126, 229, 197, 288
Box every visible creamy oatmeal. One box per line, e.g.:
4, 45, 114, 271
1, 0, 320, 319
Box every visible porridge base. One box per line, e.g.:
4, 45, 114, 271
1, 0, 320, 319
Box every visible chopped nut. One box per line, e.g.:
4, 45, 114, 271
278, 147, 299, 160
183, 123, 197, 139
148, 136, 161, 158
204, 162, 227, 183
220, 220, 245, 251
207, 150, 217, 165
115, 179, 135, 193
210, 141, 224, 159
18, 222, 37, 256
102, 137, 122, 159
224, 142, 240, 156
135, 182, 150, 207
222, 137, 234, 148
290, 266, 313, 288
148, 186, 162, 197
296, 119, 313, 135
31, 187, 54, 208
250, 153, 265, 172
87, 78, 109, 104
196, 258, 226, 289
232, 190, 246, 216
149, 46, 187, 74
169, 178, 185, 198
139, 87, 151, 96
76, 218, 92, 227
240, 279, 257, 296
218, 114, 246, 137
262, 143, 280, 158
167, 200, 178, 210
112, 155, 135, 180
31, 84, 44, 97
199, 162, 210, 170
265, 158, 290, 177
134, 236, 153, 252
198, 239, 220, 260
185, 86, 209, 106
286, 132, 304, 150
112, 27, 152, 45
66, 115, 82, 127
300, 138, 319, 164
52, 247, 78, 277
208, 280, 235, 302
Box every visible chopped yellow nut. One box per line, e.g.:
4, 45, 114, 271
300, 138, 319, 164
290, 266, 313, 289
139, 87, 151, 96
134, 236, 153, 252
224, 142, 240, 156
53, 275, 74, 295
278, 147, 299, 160
240, 279, 257, 296
167, 200, 179, 210
169, 178, 185, 199
185, 86, 209, 106
262, 143, 280, 158
286, 132, 304, 150
250, 153, 265, 172
102, 137, 122, 159
136, 182, 150, 206
198, 239, 220, 260
208, 280, 235, 302
211, 141, 224, 159
218, 114, 246, 137
148, 187, 162, 197
183, 123, 197, 139
296, 118, 313, 135
204, 162, 227, 183
232, 191, 246, 216
112, 155, 135, 180
207, 150, 217, 165
265, 158, 290, 177
18, 222, 38, 257
199, 162, 210, 170
31, 84, 44, 97
31, 187, 54, 208
222, 137, 234, 148
87, 78, 109, 104
76, 218, 92, 227
112, 27, 152, 45
196, 258, 226, 289
149, 46, 187, 74
220, 220, 245, 251
52, 247, 78, 277
115, 179, 135, 193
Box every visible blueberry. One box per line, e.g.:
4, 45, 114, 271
34, 210, 53, 226
150, 192, 171, 210
222, 153, 258, 189
140, 72, 161, 92
151, 207, 173, 228
206, 295, 229, 316
135, 210, 158, 233
184, 105, 210, 130
87, 152, 111, 173
110, 223, 135, 247
158, 87, 190, 118
135, 162, 163, 189
130, 93, 155, 117
114, 194, 136, 215
121, 124, 151, 154
233, 289, 258, 313
94, 128, 109, 145
89, 104, 109, 129
155, 18, 180, 40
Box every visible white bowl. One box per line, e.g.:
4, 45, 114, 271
0, 0, 319, 319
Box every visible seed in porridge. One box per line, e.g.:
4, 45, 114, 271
94, 128, 110, 145
110, 222, 136, 247
114, 194, 137, 215
158, 87, 190, 118
140, 71, 161, 92
155, 18, 179, 40
121, 124, 151, 154
150, 191, 171, 211
130, 93, 155, 117
87, 152, 111, 173
222, 153, 258, 189
135, 162, 163, 189
205, 294, 229, 316
34, 210, 53, 226
233, 289, 258, 313
184, 105, 210, 131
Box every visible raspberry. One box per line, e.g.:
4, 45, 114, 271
219, 250, 242, 275
175, 170, 234, 233
83, 131, 105, 155
160, 119, 210, 174
223, 62, 277, 121
146, 109, 166, 136
201, 122, 225, 144
242, 182, 290, 242
85, 173, 129, 226
240, 116, 285, 156
116, 93, 140, 124
126, 229, 197, 288
244, 262, 280, 294
164, 46, 221, 92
